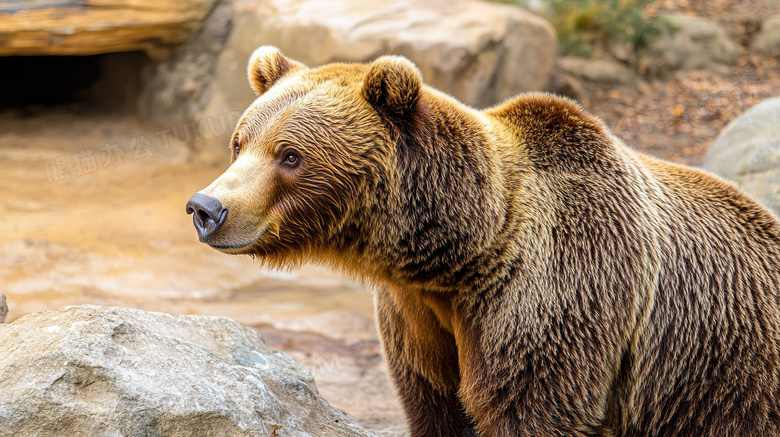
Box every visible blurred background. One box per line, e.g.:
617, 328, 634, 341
1, 0, 778, 434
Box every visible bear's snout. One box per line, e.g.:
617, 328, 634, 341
186, 193, 228, 242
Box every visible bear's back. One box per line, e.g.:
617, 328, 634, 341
487, 92, 780, 435
631, 156, 780, 435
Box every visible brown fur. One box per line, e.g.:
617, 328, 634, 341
191, 46, 780, 436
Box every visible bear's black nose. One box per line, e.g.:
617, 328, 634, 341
186, 193, 227, 242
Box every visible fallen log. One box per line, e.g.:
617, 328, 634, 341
0, 0, 215, 56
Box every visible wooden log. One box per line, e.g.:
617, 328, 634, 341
0, 0, 216, 56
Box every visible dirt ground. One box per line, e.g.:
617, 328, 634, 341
585, 0, 780, 166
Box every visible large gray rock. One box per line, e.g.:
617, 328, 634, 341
211, 0, 555, 110
640, 14, 743, 78
0, 292, 6, 323
703, 96, 780, 217
754, 17, 780, 58
0, 306, 377, 437
144, 0, 555, 164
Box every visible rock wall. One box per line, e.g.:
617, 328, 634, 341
0, 305, 377, 437
140, 0, 556, 164
208, 0, 555, 111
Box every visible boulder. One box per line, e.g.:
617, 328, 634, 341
142, 0, 556, 164
640, 14, 743, 78
0, 305, 377, 437
0, 0, 216, 56
546, 70, 590, 108
0, 292, 6, 323
753, 17, 780, 58
703, 96, 780, 217
557, 56, 637, 86
208, 0, 555, 110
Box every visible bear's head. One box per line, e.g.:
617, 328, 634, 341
186, 46, 426, 269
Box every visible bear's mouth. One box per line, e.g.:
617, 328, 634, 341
208, 241, 254, 253
203, 225, 269, 254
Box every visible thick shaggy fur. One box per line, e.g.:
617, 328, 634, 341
192, 47, 780, 436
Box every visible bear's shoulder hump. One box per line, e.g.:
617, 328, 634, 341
486, 92, 617, 171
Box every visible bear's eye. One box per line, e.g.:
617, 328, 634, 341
283, 151, 300, 166
232, 138, 240, 161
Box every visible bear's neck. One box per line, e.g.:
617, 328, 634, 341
360, 94, 525, 292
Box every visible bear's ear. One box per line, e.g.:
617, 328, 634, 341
247, 46, 306, 96
362, 56, 422, 118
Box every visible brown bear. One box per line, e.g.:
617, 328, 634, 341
187, 46, 780, 436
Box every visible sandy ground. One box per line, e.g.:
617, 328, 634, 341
0, 109, 406, 436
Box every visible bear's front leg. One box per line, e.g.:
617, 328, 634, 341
452, 305, 620, 437
374, 286, 474, 437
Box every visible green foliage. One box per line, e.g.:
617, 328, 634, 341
501, 0, 672, 58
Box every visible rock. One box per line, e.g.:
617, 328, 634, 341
216, 0, 554, 109
139, 0, 555, 164
139, 0, 234, 122
0, 292, 6, 323
557, 57, 637, 86
703, 96, 780, 217
0, 305, 377, 437
165, 0, 554, 164
546, 70, 590, 108
0, 0, 216, 56
753, 17, 780, 58
640, 14, 743, 78
606, 40, 637, 66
